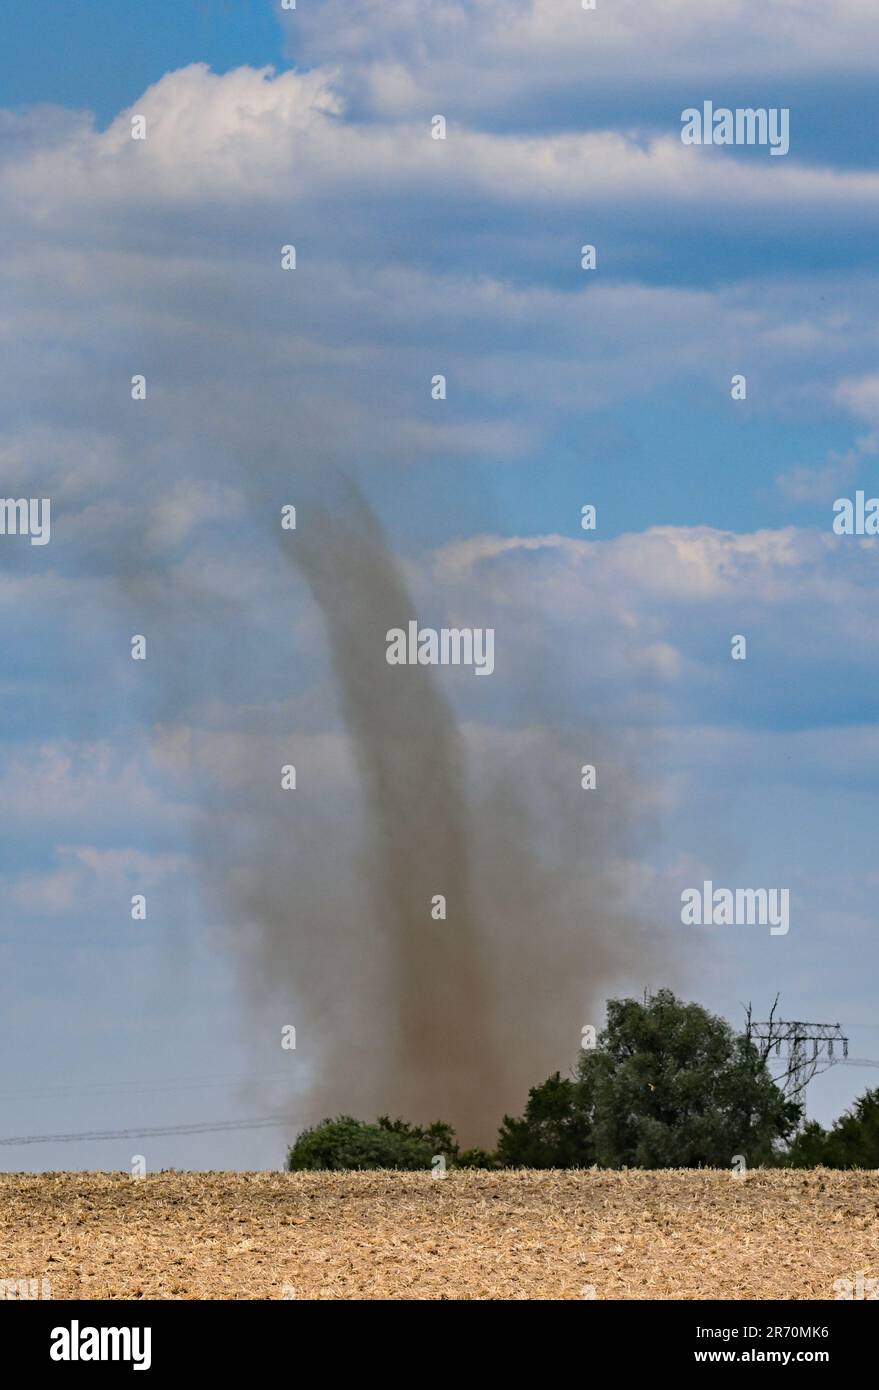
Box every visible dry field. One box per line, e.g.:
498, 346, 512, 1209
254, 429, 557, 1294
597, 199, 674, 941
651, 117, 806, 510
1, 1169, 877, 1300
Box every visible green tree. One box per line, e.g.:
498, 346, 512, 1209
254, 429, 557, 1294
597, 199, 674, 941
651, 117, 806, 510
582, 990, 800, 1167
286, 1114, 458, 1171
787, 1088, 879, 1168
497, 1071, 594, 1167
497, 990, 799, 1169
784, 1119, 831, 1167
455, 1148, 499, 1169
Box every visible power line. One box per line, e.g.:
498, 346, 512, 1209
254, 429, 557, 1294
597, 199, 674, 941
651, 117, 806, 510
0, 1074, 293, 1102
745, 999, 849, 1112
0, 1118, 288, 1147
747, 1017, 849, 1095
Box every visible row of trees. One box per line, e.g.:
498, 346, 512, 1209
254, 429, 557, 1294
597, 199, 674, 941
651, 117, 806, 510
786, 1091, 879, 1168
285, 990, 878, 1171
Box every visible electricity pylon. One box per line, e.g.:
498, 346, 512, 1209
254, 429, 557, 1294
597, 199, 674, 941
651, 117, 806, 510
745, 997, 848, 1108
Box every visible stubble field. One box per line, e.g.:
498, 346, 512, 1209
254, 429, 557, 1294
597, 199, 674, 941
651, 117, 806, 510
1, 1169, 876, 1300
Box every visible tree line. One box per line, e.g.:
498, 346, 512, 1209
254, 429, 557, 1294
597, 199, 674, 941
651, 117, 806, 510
285, 989, 879, 1171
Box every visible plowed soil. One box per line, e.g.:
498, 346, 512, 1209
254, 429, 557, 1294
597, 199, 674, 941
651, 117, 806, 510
1, 1169, 877, 1300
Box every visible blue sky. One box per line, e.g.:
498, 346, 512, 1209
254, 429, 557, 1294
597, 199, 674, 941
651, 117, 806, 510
3, 0, 879, 1169
0, 0, 290, 121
